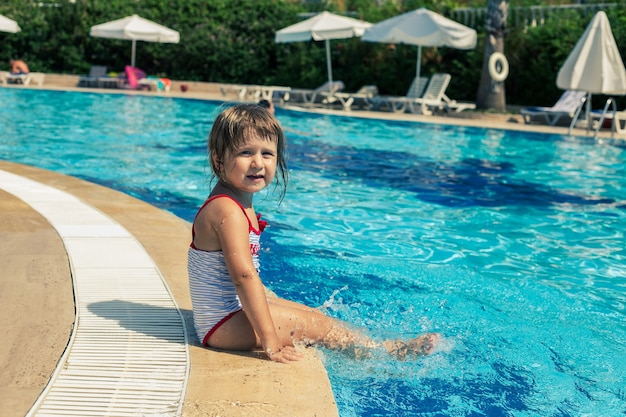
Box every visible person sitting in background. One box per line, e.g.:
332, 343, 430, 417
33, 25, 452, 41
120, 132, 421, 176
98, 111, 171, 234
258, 99, 275, 116
10, 59, 29, 75
258, 98, 315, 137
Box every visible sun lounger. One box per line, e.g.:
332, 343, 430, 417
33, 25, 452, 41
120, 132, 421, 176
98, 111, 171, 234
404, 74, 452, 114
520, 90, 587, 126
0, 71, 45, 86
372, 74, 475, 115
220, 84, 258, 100
78, 65, 108, 87
219, 84, 291, 102
98, 75, 125, 89
371, 76, 429, 113
441, 95, 477, 114
287, 81, 345, 105
258, 85, 291, 101
77, 65, 124, 89
1, 71, 26, 85
404, 73, 450, 114
0, 71, 12, 85
25, 72, 45, 86
406, 73, 476, 115
435, 87, 477, 114
322, 85, 379, 111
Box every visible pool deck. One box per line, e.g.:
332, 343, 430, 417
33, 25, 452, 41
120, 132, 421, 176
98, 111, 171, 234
0, 76, 622, 417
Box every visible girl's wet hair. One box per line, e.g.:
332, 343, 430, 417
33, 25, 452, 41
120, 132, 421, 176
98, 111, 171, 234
208, 103, 288, 199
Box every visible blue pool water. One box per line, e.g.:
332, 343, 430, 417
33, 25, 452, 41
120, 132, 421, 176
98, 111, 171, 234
2, 88, 625, 416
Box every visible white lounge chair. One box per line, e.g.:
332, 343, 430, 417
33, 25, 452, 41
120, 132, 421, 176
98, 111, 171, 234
405, 73, 452, 114
25, 72, 45, 86
287, 81, 345, 105
322, 85, 378, 111
220, 84, 259, 100
404, 73, 476, 115
0, 71, 45, 86
371, 76, 429, 113
219, 84, 291, 102
372, 74, 475, 115
442, 95, 477, 114
520, 90, 587, 126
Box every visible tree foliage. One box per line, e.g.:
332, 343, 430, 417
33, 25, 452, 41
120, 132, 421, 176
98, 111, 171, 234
1, 0, 625, 109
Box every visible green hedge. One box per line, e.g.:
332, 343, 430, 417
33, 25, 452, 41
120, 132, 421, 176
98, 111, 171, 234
1, 0, 625, 108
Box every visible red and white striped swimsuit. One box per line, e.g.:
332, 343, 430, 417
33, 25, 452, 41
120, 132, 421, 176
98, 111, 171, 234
187, 194, 266, 346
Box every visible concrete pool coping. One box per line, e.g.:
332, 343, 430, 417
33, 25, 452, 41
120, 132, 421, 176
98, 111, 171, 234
1, 76, 623, 417
0, 161, 337, 417
4, 72, 624, 140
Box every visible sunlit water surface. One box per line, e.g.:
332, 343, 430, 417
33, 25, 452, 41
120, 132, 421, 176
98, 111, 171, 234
1, 89, 625, 416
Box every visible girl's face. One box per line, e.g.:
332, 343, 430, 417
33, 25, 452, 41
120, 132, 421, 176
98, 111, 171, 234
221, 132, 277, 194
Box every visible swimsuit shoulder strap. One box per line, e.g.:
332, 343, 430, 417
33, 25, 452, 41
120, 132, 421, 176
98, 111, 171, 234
191, 194, 259, 242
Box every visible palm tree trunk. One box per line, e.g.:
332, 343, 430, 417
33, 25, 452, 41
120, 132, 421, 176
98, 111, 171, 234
476, 0, 509, 111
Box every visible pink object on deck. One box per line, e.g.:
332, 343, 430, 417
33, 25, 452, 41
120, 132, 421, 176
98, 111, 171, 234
125, 65, 146, 89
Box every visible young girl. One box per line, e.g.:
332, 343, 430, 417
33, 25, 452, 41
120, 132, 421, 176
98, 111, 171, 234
188, 104, 439, 363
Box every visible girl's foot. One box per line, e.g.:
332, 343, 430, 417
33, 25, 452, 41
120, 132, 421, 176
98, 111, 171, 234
386, 333, 440, 360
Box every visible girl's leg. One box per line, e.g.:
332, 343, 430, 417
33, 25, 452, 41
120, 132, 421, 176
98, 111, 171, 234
206, 303, 369, 350
267, 298, 439, 357
268, 296, 321, 312
207, 300, 439, 358
268, 299, 376, 350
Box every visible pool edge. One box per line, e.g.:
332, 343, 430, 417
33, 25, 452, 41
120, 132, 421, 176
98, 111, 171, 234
0, 160, 338, 417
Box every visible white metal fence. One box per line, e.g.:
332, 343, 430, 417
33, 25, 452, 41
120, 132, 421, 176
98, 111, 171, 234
451, 3, 617, 30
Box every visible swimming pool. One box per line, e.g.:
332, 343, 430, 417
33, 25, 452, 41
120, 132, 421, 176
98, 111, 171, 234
1, 88, 625, 416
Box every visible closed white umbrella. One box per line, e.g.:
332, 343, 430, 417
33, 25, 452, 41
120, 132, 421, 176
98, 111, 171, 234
0, 14, 20, 33
276, 11, 372, 90
90, 14, 179, 67
362, 8, 477, 81
557, 11, 626, 95
557, 11, 626, 124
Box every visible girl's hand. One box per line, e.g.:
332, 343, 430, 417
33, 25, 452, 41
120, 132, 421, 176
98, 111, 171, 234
265, 344, 305, 363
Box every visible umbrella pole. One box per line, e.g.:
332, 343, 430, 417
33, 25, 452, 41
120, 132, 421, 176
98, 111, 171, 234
586, 92, 592, 133
131, 39, 136, 67
325, 39, 333, 91
416, 45, 422, 82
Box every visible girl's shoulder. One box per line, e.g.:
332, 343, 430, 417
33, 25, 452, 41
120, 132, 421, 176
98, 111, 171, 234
191, 194, 252, 251
198, 194, 245, 219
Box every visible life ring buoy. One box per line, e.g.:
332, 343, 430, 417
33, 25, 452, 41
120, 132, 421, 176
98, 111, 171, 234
488, 52, 509, 82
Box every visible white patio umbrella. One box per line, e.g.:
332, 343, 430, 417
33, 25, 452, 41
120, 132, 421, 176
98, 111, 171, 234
0, 14, 20, 33
557, 11, 626, 126
275, 11, 372, 90
557, 11, 626, 95
90, 14, 179, 67
362, 8, 477, 82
